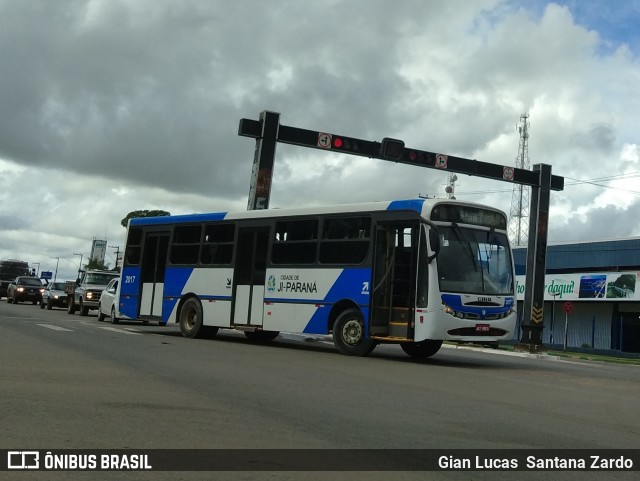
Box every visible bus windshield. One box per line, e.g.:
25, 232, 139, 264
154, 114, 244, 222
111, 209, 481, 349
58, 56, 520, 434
437, 225, 513, 295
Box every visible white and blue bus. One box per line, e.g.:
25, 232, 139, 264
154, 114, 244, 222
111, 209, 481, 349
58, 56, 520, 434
118, 198, 516, 358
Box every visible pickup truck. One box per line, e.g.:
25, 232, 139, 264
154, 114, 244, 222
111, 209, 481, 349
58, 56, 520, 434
67, 270, 119, 316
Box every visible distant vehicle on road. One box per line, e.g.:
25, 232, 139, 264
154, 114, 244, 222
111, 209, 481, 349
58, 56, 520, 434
97, 278, 120, 323
67, 270, 119, 316
40, 281, 68, 309
6, 276, 45, 304
0, 259, 30, 298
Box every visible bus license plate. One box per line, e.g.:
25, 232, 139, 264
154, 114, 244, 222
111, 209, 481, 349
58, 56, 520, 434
475, 323, 490, 333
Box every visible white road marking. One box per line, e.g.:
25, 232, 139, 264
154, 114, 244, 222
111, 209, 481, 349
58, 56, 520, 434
123, 328, 142, 334
97, 326, 141, 335
36, 324, 73, 332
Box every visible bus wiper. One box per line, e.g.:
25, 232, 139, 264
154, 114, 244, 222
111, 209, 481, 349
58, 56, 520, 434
484, 227, 495, 273
451, 223, 477, 272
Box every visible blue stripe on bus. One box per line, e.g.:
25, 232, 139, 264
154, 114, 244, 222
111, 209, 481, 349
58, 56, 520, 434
387, 199, 425, 213
162, 267, 196, 319
129, 212, 228, 226
199, 295, 233, 301
302, 268, 371, 334
324, 268, 371, 304
303, 305, 371, 335
264, 298, 325, 304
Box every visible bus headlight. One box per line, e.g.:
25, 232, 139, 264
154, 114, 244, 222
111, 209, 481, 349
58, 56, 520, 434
443, 305, 464, 318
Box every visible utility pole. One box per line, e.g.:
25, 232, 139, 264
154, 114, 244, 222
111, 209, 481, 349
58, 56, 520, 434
51, 257, 60, 282
73, 253, 83, 279
109, 245, 121, 270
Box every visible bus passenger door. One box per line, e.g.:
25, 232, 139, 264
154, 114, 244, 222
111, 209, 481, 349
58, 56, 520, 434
140, 232, 169, 318
370, 222, 417, 340
233, 227, 269, 326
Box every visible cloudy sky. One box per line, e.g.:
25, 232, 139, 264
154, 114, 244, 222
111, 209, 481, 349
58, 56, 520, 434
1, 0, 639, 280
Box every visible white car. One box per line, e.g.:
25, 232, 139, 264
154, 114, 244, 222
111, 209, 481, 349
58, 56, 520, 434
97, 278, 120, 324
40, 281, 68, 309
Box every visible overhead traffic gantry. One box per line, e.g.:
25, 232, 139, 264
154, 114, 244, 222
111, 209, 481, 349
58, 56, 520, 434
238, 111, 564, 351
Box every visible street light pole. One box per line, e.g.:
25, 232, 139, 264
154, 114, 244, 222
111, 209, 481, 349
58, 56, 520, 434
73, 253, 83, 279
550, 292, 560, 346
51, 257, 60, 282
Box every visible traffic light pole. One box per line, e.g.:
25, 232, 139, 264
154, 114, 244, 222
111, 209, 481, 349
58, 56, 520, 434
516, 164, 552, 352
238, 111, 564, 352
246, 111, 280, 210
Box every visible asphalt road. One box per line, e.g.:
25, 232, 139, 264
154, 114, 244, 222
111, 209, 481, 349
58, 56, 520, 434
1, 300, 639, 481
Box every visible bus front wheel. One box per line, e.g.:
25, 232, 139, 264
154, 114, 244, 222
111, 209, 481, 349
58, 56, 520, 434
179, 298, 205, 338
400, 339, 443, 359
333, 309, 376, 356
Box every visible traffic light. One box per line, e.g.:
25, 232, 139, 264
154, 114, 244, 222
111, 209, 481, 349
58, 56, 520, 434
332, 136, 360, 153
380, 138, 405, 160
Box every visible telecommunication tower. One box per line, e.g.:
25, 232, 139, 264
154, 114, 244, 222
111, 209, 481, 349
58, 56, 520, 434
508, 113, 531, 246
444, 173, 458, 199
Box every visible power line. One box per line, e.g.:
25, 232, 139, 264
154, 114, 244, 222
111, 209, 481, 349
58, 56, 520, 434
564, 176, 640, 195
568, 172, 640, 183
452, 171, 640, 197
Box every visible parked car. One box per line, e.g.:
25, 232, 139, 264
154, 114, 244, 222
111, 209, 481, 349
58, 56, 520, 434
97, 278, 120, 323
40, 281, 68, 309
6, 276, 45, 304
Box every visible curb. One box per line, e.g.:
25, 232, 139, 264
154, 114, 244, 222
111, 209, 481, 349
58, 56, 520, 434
441, 343, 561, 360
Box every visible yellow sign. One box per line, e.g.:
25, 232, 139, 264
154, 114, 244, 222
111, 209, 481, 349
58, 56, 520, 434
531, 306, 543, 324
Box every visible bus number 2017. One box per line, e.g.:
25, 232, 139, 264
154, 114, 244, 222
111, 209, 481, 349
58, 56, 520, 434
124, 275, 136, 284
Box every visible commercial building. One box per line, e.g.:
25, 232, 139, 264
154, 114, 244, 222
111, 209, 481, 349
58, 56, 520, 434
513, 238, 640, 353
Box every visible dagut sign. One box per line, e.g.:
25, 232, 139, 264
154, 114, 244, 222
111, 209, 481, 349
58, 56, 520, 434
515, 272, 639, 301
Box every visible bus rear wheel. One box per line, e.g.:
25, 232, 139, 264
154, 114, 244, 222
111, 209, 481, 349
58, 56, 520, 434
333, 309, 376, 356
400, 339, 443, 359
179, 297, 205, 338
245, 330, 279, 342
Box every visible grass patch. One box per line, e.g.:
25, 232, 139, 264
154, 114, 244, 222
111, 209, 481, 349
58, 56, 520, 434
547, 351, 640, 365
447, 342, 640, 365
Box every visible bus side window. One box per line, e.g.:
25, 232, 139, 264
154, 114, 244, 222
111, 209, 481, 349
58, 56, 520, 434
319, 216, 371, 264
124, 227, 143, 266
201, 223, 234, 265
271, 219, 318, 264
170, 225, 202, 265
